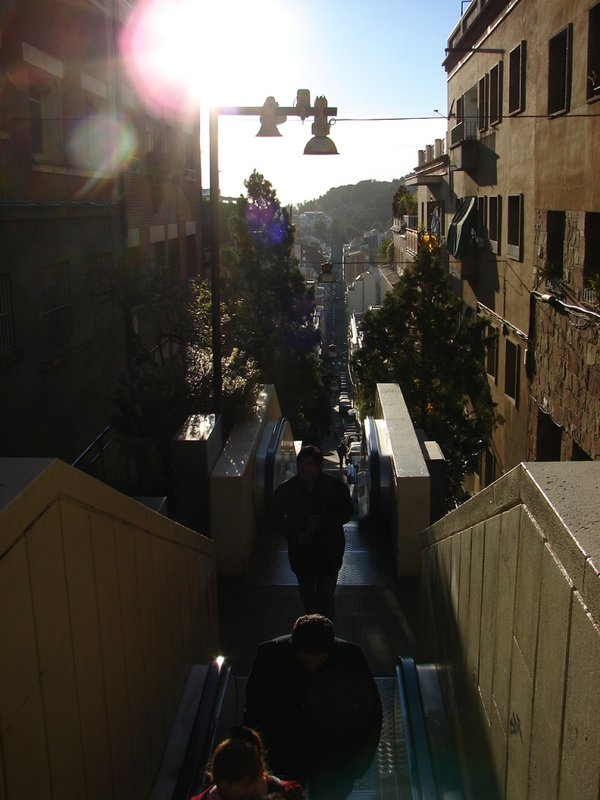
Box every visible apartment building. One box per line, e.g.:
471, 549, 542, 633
443, 0, 600, 486
0, 0, 202, 460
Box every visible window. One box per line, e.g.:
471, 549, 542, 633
548, 25, 573, 116
488, 195, 502, 254
456, 95, 464, 123
546, 210, 565, 278
186, 234, 198, 278
40, 262, 72, 352
507, 194, 524, 260
485, 324, 498, 380
477, 196, 488, 246
587, 3, 600, 100
28, 77, 63, 163
489, 62, 503, 124
572, 441, 591, 460
504, 339, 520, 403
478, 74, 489, 131
508, 41, 527, 114
451, 86, 478, 145
151, 240, 166, 273
144, 121, 155, 152
0, 274, 15, 353
427, 202, 444, 236
183, 131, 197, 169
536, 408, 562, 460
168, 238, 180, 280
77, 91, 108, 169
126, 245, 141, 270
446, 197, 476, 259
90, 253, 113, 331
584, 212, 600, 280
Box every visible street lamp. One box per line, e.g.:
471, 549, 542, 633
209, 91, 338, 415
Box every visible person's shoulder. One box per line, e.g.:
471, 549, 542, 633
255, 635, 293, 657
267, 776, 305, 798
274, 475, 300, 494
318, 471, 345, 486
188, 787, 211, 800
331, 637, 369, 663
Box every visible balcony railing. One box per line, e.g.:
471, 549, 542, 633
449, 120, 478, 147
406, 227, 419, 255
406, 228, 441, 257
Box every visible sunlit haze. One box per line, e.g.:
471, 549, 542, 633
121, 0, 463, 205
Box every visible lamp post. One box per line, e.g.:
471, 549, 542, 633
208, 91, 338, 416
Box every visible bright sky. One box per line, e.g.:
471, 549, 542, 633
120, 0, 463, 206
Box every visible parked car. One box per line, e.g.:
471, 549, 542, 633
348, 441, 362, 460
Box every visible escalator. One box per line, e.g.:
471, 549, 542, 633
392, 658, 465, 800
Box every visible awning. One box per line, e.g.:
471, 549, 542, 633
447, 196, 476, 258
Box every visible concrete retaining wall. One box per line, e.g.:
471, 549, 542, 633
421, 461, 600, 799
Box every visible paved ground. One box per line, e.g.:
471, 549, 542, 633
214, 430, 427, 799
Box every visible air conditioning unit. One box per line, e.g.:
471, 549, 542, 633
128, 156, 141, 174
183, 168, 197, 181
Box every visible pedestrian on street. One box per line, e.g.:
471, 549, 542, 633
271, 445, 353, 620
243, 614, 383, 800
336, 440, 348, 469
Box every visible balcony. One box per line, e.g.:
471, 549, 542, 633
449, 120, 478, 170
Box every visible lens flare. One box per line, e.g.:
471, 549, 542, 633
67, 116, 137, 195
119, 0, 296, 114
120, 0, 203, 117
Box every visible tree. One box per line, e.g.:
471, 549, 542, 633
107, 265, 258, 489
378, 237, 394, 265
224, 170, 326, 439
392, 184, 417, 219
351, 247, 502, 508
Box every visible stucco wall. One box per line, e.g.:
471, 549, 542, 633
0, 457, 217, 799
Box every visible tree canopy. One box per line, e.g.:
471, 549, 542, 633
392, 184, 417, 219
351, 247, 502, 507
223, 170, 327, 439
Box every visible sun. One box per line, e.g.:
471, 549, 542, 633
120, 0, 297, 117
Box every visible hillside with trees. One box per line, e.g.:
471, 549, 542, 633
295, 178, 408, 241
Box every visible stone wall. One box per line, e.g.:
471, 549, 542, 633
529, 299, 600, 459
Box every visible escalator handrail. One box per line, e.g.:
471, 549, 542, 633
396, 657, 438, 799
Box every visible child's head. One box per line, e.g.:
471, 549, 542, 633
206, 727, 267, 800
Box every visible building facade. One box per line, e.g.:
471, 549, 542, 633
443, 0, 600, 487
397, 0, 600, 489
0, 0, 203, 460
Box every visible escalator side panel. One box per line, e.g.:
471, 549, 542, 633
396, 658, 438, 799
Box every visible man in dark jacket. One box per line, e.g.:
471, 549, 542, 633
244, 615, 383, 800
271, 445, 354, 621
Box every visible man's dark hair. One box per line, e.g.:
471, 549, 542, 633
291, 614, 335, 653
296, 445, 324, 466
